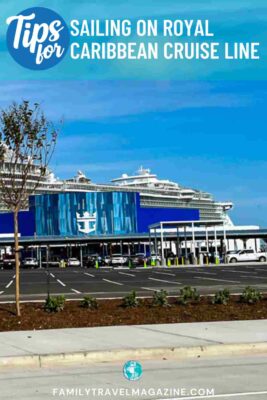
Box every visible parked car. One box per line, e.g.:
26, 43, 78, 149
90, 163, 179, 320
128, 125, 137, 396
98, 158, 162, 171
22, 257, 38, 268
41, 256, 61, 268
84, 254, 103, 268
109, 254, 128, 266
67, 257, 81, 267
2, 255, 16, 269
130, 253, 146, 266
226, 249, 267, 263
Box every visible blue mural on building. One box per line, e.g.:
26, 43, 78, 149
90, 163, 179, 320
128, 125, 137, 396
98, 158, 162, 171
30, 192, 138, 236
0, 191, 200, 238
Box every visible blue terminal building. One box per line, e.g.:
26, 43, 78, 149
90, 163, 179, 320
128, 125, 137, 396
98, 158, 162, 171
0, 191, 199, 238
0, 167, 234, 241
33, 192, 199, 237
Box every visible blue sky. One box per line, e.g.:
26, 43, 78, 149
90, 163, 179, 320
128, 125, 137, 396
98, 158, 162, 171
0, 80, 266, 226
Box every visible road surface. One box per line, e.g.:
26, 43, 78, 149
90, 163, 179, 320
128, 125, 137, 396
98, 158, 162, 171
0, 263, 267, 302
1, 355, 267, 399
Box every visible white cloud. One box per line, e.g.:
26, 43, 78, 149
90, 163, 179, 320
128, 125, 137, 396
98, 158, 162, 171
0, 81, 251, 122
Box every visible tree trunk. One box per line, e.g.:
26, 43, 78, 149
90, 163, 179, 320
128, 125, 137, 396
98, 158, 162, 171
14, 209, 21, 317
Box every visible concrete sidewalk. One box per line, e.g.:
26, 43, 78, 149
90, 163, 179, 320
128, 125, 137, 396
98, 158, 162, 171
0, 320, 267, 368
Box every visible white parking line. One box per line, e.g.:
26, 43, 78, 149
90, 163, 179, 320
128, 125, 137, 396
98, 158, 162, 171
193, 271, 217, 275
148, 277, 181, 284
0, 291, 4, 295
84, 272, 95, 277
141, 287, 158, 292
12, 274, 16, 279
50, 273, 55, 278
241, 275, 267, 280
56, 279, 66, 287
118, 272, 135, 277
194, 277, 240, 284
71, 288, 81, 294
221, 270, 257, 274
166, 389, 267, 399
153, 271, 176, 277
103, 279, 124, 286
5, 280, 13, 289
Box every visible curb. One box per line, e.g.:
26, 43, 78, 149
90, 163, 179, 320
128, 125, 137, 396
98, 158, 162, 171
1, 342, 267, 369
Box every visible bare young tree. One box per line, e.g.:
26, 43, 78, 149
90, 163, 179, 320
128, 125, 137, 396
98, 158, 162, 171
0, 101, 58, 317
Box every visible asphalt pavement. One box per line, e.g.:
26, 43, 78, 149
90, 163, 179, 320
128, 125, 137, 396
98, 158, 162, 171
1, 356, 267, 399
0, 263, 267, 302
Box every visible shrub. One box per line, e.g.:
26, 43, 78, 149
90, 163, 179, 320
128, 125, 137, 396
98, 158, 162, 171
240, 286, 262, 304
81, 295, 98, 309
152, 290, 169, 307
212, 289, 230, 305
179, 286, 200, 305
122, 290, 139, 308
44, 295, 65, 313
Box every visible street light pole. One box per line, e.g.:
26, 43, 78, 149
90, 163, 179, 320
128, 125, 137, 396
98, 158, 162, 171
46, 245, 50, 298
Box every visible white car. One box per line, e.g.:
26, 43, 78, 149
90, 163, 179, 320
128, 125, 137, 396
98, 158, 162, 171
67, 258, 81, 267
23, 257, 38, 268
110, 254, 128, 266
226, 249, 267, 263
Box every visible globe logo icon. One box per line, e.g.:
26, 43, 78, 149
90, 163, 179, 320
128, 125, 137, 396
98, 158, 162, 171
123, 360, 143, 381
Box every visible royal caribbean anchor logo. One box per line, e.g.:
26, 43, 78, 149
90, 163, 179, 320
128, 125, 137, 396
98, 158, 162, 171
6, 7, 70, 70
123, 360, 143, 381
76, 211, 97, 234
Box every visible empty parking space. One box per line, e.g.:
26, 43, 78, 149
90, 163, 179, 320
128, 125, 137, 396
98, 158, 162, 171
0, 263, 267, 301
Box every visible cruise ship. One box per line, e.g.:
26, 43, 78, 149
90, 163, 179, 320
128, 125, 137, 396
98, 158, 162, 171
0, 149, 234, 224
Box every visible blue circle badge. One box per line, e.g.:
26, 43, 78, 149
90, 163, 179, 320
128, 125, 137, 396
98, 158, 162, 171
6, 7, 70, 70
123, 360, 143, 381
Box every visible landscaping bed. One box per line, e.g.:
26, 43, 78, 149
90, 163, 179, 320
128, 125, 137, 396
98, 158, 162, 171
1, 293, 267, 332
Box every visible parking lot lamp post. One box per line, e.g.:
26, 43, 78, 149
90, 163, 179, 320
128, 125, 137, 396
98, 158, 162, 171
160, 223, 165, 266
154, 228, 157, 257
80, 245, 83, 268
38, 246, 42, 269
184, 226, 188, 264
46, 245, 50, 298
176, 227, 180, 264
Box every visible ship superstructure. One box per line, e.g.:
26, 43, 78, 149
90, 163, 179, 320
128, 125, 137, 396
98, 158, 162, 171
0, 154, 233, 224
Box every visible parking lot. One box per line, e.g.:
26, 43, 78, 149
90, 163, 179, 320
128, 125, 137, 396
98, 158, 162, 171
0, 262, 267, 302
